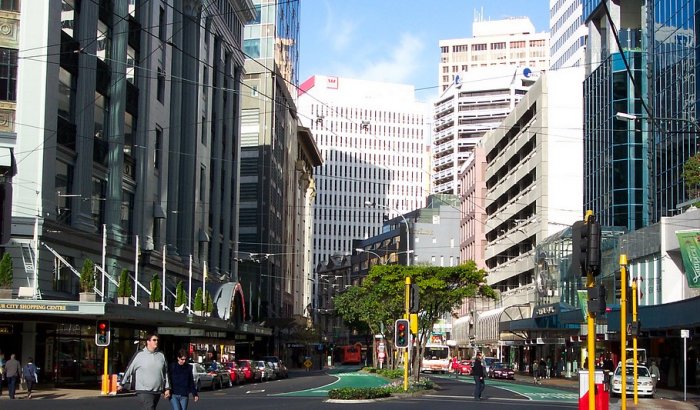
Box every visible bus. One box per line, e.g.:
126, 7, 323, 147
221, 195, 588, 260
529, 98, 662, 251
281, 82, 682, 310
420, 344, 450, 373
339, 343, 363, 365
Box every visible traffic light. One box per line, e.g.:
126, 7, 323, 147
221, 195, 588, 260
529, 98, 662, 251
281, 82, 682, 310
572, 216, 602, 276
95, 319, 111, 346
571, 220, 587, 276
586, 220, 601, 276
614, 270, 623, 299
394, 319, 409, 348
587, 285, 606, 317
409, 284, 420, 313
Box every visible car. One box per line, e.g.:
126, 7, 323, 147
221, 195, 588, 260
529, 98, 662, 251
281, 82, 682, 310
237, 359, 262, 382
222, 361, 245, 385
254, 360, 276, 381
260, 356, 289, 379
455, 360, 472, 375
611, 364, 656, 398
202, 361, 230, 388
487, 362, 515, 379
482, 357, 498, 374
191, 362, 215, 390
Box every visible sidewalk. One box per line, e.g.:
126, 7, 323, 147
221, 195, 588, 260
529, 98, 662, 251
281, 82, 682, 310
514, 371, 700, 409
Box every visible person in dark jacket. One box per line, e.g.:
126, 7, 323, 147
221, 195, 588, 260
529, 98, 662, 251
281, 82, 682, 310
4, 354, 20, 399
471, 353, 485, 400
168, 349, 199, 410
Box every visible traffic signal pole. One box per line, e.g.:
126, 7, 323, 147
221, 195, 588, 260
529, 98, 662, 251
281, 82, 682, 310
632, 279, 638, 405
102, 347, 109, 395
404, 276, 410, 392
584, 211, 595, 410
620, 255, 628, 410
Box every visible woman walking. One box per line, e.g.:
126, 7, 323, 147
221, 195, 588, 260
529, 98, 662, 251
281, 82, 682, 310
168, 349, 199, 410
22, 357, 38, 399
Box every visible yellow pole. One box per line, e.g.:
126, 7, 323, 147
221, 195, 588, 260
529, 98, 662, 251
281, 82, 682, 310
632, 280, 638, 405
620, 255, 627, 410
585, 209, 595, 410
404, 276, 410, 392
102, 347, 109, 395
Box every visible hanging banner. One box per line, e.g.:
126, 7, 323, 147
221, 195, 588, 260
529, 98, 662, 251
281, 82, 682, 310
577, 290, 588, 318
676, 231, 700, 288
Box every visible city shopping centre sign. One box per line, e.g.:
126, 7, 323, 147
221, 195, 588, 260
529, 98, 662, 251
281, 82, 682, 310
0, 300, 104, 314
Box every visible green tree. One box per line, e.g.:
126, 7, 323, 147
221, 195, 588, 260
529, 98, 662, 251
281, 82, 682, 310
683, 153, 700, 201
117, 269, 132, 297
80, 259, 95, 292
194, 287, 204, 311
0, 252, 12, 289
205, 291, 213, 314
150, 273, 162, 302
175, 280, 186, 307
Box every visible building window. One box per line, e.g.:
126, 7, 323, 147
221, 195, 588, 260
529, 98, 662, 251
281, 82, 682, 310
200, 165, 206, 201
57, 67, 74, 121
158, 6, 166, 41
157, 68, 165, 103
61, 0, 76, 37
154, 126, 162, 170
243, 39, 260, 58
0, 48, 17, 101
0, 0, 20, 12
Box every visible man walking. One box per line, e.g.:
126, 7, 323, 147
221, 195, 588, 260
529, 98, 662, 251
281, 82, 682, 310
4, 353, 20, 399
118, 333, 170, 410
471, 353, 485, 400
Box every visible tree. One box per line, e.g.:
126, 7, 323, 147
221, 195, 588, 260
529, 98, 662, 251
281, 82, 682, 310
150, 273, 162, 302
117, 269, 132, 298
175, 280, 186, 307
0, 252, 12, 289
194, 287, 204, 312
79, 259, 95, 293
205, 291, 213, 315
683, 153, 700, 201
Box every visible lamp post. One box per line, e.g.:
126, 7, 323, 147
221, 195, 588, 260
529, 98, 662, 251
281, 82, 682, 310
364, 201, 411, 266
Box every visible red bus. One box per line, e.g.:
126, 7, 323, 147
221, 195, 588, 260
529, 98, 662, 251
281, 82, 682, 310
339, 343, 363, 364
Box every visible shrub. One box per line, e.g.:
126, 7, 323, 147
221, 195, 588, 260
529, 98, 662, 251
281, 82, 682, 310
194, 288, 204, 311
175, 281, 186, 307
80, 259, 95, 292
328, 387, 391, 400
376, 368, 403, 379
150, 274, 162, 302
0, 253, 12, 289
205, 291, 213, 313
117, 269, 132, 297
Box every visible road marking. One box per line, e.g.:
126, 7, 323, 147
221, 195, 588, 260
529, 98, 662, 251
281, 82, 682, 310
245, 389, 266, 394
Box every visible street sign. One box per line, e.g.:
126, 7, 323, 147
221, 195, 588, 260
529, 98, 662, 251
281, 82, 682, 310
378, 352, 385, 359
303, 359, 312, 369
681, 329, 690, 338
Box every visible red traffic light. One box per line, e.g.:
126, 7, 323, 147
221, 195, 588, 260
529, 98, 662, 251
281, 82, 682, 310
98, 322, 107, 331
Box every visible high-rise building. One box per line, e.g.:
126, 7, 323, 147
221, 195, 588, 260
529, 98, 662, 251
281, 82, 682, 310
432, 66, 538, 194
240, 0, 315, 324
549, 0, 587, 70
438, 17, 549, 93
296, 76, 428, 268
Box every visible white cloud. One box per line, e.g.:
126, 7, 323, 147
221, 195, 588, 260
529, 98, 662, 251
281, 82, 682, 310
322, 1, 356, 52
351, 33, 425, 84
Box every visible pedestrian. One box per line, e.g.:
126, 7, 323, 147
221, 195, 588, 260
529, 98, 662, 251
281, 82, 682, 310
0, 349, 5, 396
649, 360, 660, 387
471, 352, 485, 400
532, 359, 540, 384
118, 332, 171, 410
168, 349, 198, 410
4, 353, 20, 399
22, 357, 37, 399
539, 358, 547, 382
451, 356, 459, 378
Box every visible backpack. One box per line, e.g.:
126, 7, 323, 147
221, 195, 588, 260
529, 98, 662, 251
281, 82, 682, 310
23, 363, 36, 382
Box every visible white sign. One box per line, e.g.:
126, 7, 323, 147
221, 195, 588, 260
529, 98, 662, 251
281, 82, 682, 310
681, 329, 690, 338
378, 352, 385, 359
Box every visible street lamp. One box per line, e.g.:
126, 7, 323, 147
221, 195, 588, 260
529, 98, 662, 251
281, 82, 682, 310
364, 201, 412, 266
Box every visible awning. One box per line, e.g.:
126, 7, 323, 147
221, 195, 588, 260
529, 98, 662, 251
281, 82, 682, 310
475, 307, 504, 344
607, 294, 700, 332
452, 314, 473, 345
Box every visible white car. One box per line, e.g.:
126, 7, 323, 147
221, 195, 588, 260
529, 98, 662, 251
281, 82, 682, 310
192, 362, 215, 390
610, 364, 656, 398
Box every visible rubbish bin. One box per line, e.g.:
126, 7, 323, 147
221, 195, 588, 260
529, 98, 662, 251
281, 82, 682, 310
579, 369, 609, 410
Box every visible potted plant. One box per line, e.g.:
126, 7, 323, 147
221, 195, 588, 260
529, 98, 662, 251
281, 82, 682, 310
0, 252, 13, 299
205, 291, 213, 317
117, 269, 131, 305
79, 258, 96, 302
149, 273, 162, 309
174, 280, 186, 312
193, 287, 204, 315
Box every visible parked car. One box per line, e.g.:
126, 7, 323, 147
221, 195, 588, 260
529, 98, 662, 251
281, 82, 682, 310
455, 360, 472, 375
254, 360, 276, 381
482, 357, 498, 374
487, 362, 515, 379
237, 359, 262, 382
260, 356, 289, 379
191, 362, 215, 390
202, 361, 229, 388
222, 361, 245, 385
611, 364, 656, 398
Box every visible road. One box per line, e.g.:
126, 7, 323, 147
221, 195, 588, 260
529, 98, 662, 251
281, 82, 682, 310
0, 369, 583, 410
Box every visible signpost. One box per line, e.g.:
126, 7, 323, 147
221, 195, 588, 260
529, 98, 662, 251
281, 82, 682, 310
682, 329, 689, 402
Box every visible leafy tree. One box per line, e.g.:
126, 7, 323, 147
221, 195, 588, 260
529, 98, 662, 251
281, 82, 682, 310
205, 291, 213, 314
683, 153, 700, 201
80, 259, 95, 292
194, 287, 204, 311
117, 269, 132, 298
175, 280, 186, 307
150, 274, 162, 302
0, 252, 12, 289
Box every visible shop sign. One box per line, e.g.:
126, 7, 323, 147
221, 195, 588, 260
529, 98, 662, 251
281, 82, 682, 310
533, 303, 559, 318
0, 301, 87, 313
0, 324, 12, 334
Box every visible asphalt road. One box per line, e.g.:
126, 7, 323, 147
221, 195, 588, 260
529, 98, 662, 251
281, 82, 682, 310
0, 370, 581, 409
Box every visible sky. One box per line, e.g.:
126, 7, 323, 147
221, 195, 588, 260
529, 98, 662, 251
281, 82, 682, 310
299, 0, 551, 102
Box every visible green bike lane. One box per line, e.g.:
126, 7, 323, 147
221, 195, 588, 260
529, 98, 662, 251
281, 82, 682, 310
275, 369, 392, 397
432, 373, 579, 403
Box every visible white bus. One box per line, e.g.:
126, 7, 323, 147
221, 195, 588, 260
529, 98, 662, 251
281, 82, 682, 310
420, 344, 450, 373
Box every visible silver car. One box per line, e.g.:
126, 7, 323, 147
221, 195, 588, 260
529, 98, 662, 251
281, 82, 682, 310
192, 362, 215, 390
611, 364, 656, 398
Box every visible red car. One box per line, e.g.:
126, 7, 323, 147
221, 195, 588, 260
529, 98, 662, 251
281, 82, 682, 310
236, 359, 262, 382
455, 360, 472, 375
223, 361, 245, 385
